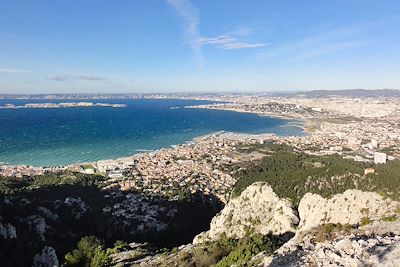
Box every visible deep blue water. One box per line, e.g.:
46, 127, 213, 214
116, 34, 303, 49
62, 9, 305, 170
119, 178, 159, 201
0, 99, 304, 166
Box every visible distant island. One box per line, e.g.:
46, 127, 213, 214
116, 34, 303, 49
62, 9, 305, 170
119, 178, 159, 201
0, 102, 127, 109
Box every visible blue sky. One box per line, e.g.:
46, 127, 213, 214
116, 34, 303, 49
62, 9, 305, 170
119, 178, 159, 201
1, 0, 400, 93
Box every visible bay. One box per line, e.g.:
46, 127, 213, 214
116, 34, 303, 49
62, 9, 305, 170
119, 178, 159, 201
0, 99, 304, 166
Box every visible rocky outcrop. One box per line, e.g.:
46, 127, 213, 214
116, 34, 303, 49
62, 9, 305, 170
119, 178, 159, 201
257, 190, 400, 267
260, 232, 400, 267
0, 222, 17, 239
194, 182, 298, 243
32, 246, 59, 267
298, 190, 399, 231
259, 221, 400, 267
38, 206, 58, 221
110, 242, 151, 265
64, 197, 87, 219
26, 215, 47, 241
111, 184, 400, 266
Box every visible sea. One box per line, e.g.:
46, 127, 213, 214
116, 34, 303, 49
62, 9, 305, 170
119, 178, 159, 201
0, 99, 305, 167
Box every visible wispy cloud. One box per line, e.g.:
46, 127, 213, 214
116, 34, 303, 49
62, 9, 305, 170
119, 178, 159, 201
167, 0, 203, 67
78, 75, 105, 81
47, 74, 106, 82
191, 35, 265, 50
0, 67, 33, 74
167, 0, 265, 67
48, 75, 69, 81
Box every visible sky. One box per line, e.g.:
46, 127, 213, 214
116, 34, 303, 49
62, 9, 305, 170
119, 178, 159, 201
1, 0, 400, 94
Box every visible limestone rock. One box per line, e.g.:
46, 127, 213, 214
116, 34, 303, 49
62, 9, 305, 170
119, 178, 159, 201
27, 215, 47, 241
194, 182, 298, 243
259, 232, 400, 267
38, 207, 58, 221
64, 197, 87, 219
378, 243, 400, 267
33, 246, 59, 267
298, 189, 399, 232
258, 189, 400, 267
0, 222, 17, 239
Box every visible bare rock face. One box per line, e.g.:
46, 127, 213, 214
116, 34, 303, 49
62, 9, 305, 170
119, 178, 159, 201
194, 182, 298, 244
0, 222, 17, 239
64, 197, 87, 219
298, 190, 399, 232
257, 190, 400, 267
32, 246, 59, 267
26, 215, 47, 241
259, 232, 400, 267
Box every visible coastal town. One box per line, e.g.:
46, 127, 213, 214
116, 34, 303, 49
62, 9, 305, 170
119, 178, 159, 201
1, 93, 399, 204
2, 0, 400, 264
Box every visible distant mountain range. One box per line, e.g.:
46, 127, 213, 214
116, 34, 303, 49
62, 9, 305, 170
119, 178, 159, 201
295, 89, 400, 98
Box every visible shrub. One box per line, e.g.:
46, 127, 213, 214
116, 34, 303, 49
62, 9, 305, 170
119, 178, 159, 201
360, 217, 372, 226
64, 236, 110, 267
213, 234, 280, 267
381, 215, 397, 222
314, 223, 353, 243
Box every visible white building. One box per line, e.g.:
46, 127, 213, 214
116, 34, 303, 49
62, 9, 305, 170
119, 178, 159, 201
374, 152, 387, 164
371, 139, 379, 148
108, 170, 124, 178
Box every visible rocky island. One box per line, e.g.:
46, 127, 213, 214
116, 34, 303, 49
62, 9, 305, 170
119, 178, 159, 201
0, 102, 127, 109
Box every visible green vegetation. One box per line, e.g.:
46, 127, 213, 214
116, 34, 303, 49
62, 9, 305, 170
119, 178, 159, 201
381, 215, 397, 222
313, 223, 354, 243
232, 144, 400, 206
212, 234, 281, 267
155, 233, 284, 267
64, 236, 129, 267
379, 146, 396, 155
0, 176, 30, 194
360, 217, 372, 226
0, 171, 106, 194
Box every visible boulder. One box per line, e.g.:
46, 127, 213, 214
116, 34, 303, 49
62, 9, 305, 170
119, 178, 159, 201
32, 246, 59, 267
0, 222, 17, 239
64, 197, 87, 219
38, 207, 58, 221
194, 182, 298, 243
27, 215, 47, 241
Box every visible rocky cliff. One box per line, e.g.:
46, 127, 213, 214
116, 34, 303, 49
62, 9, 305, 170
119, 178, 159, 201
112, 182, 400, 266
258, 188, 400, 266
259, 220, 400, 267
193, 182, 298, 244
298, 190, 399, 231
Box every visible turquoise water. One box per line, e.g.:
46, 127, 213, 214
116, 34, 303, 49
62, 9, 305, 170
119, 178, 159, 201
0, 99, 304, 166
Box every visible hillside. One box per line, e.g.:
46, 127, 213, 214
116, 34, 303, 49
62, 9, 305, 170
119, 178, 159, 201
295, 89, 400, 98
1, 144, 400, 266
232, 143, 400, 206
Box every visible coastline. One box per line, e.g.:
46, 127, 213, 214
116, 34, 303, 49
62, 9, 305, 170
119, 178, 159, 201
0, 127, 301, 171
185, 105, 313, 134
0, 100, 307, 171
